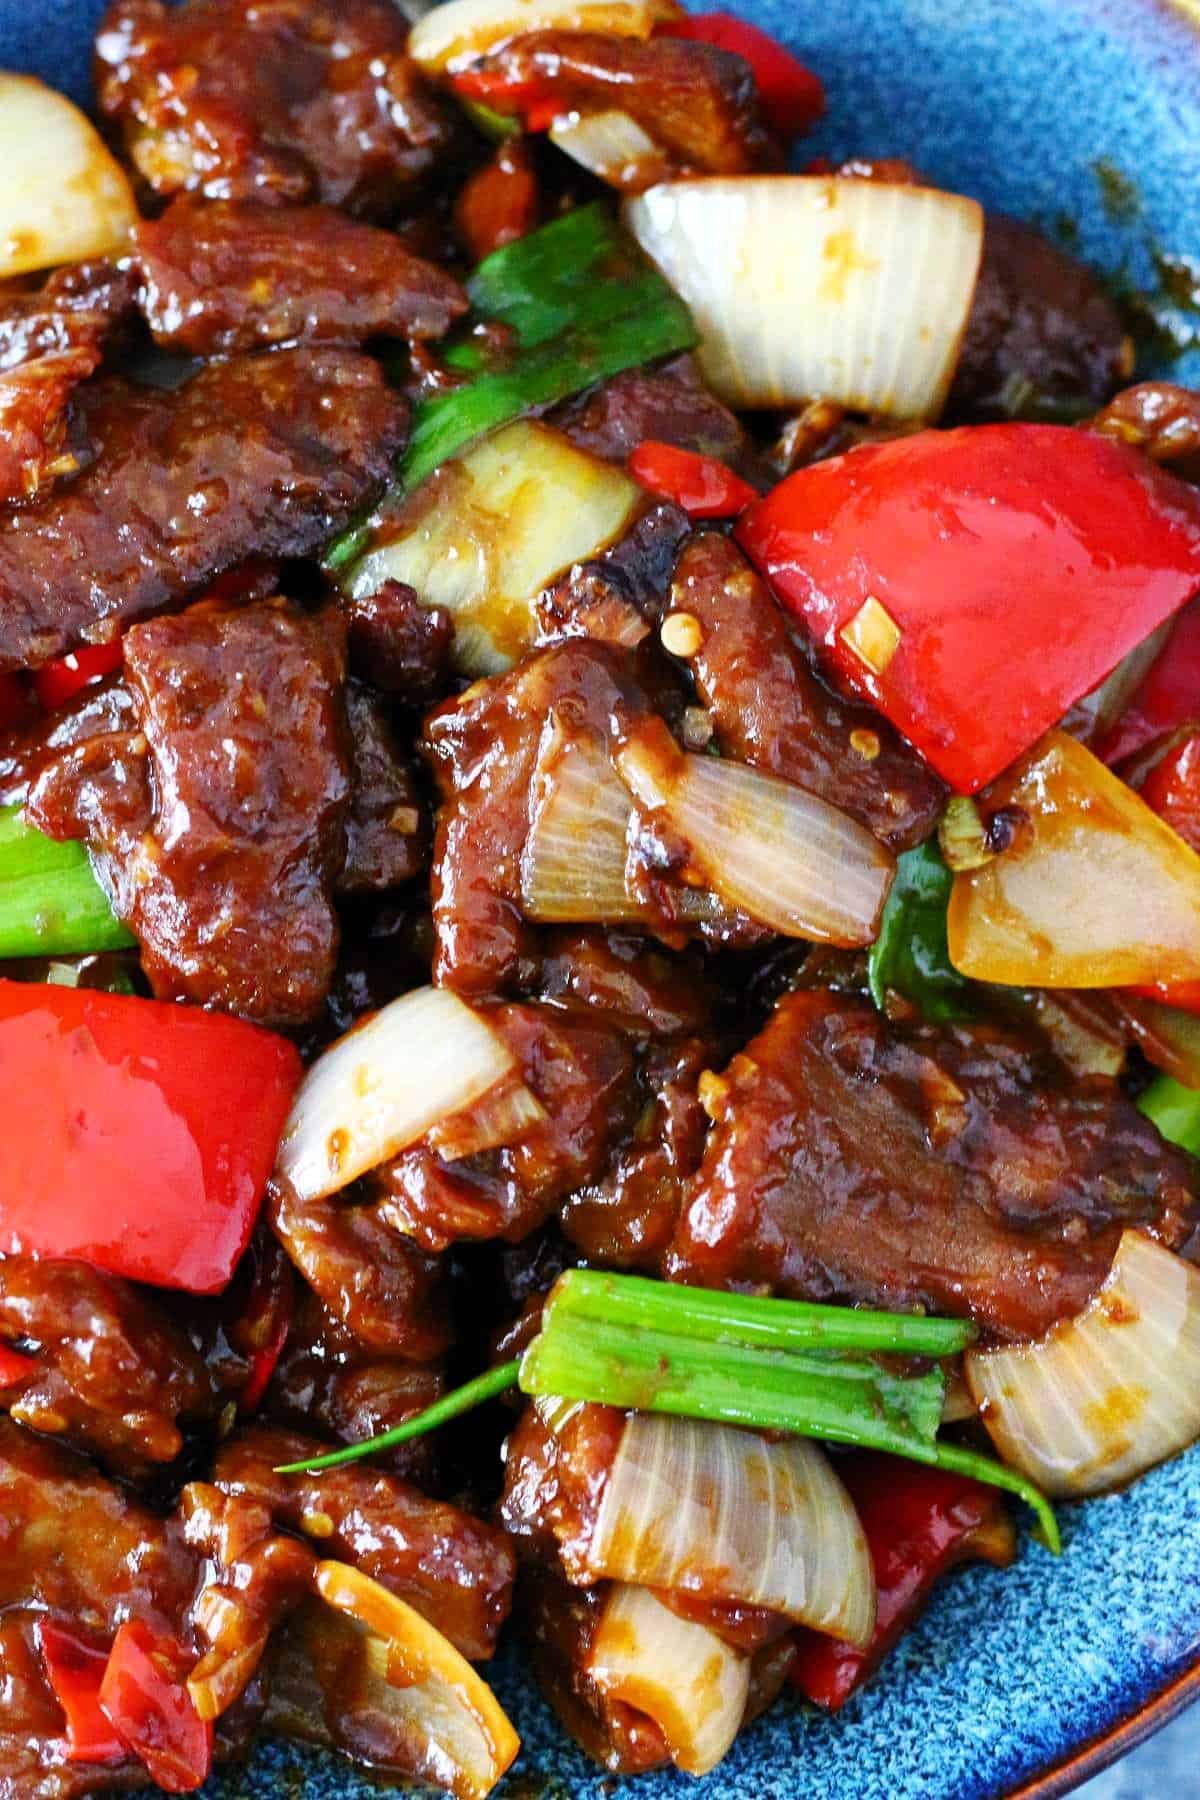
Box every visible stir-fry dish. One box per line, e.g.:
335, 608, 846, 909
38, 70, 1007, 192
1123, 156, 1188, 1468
2, 0, 1200, 1792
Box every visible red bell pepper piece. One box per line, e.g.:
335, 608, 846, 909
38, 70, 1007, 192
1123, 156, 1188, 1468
790, 1453, 1014, 1711
98, 1622, 213, 1793
38, 1622, 126, 1765
628, 440, 757, 518
1128, 978, 1200, 1015
1097, 596, 1200, 768
657, 13, 826, 140
738, 425, 1200, 794
0, 980, 301, 1294
34, 641, 124, 712
451, 66, 561, 130
0, 1342, 36, 1386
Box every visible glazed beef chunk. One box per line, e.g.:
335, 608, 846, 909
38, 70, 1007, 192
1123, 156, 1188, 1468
338, 578, 455, 701
1091, 380, 1200, 477
95, 0, 460, 211
554, 353, 758, 476
950, 212, 1129, 414
669, 990, 1200, 1341
27, 598, 352, 1027
340, 682, 429, 895
668, 533, 945, 851
0, 347, 408, 671
469, 32, 780, 175
131, 198, 467, 354
0, 261, 135, 372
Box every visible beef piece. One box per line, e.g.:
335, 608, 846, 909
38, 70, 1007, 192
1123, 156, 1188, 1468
0, 1257, 218, 1476
537, 928, 715, 1039
476, 32, 779, 175
132, 198, 467, 355
213, 1423, 515, 1659
950, 213, 1129, 415
536, 502, 691, 648
0, 676, 135, 805
500, 1400, 626, 1573
554, 353, 756, 475
561, 1034, 711, 1270
1090, 381, 1200, 479
374, 1001, 637, 1250
0, 347, 408, 671
27, 598, 352, 1027
338, 578, 454, 701
519, 1571, 673, 1775
0, 348, 101, 505
95, 0, 460, 212
456, 139, 541, 264
0, 260, 136, 373
340, 683, 427, 894
669, 534, 945, 852
422, 639, 751, 998
669, 990, 1200, 1341
270, 1176, 452, 1360
268, 1289, 445, 1485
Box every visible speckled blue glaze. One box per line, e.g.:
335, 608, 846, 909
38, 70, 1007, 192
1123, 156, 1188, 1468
2, 1, 1199, 1794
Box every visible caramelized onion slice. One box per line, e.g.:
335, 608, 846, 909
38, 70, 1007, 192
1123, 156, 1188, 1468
584, 1414, 876, 1646
624, 176, 984, 418
277, 987, 531, 1202
522, 720, 645, 923
0, 74, 137, 277
548, 111, 668, 190
411, 0, 680, 74
313, 1562, 520, 1800
616, 726, 894, 944
585, 1584, 750, 1776
966, 1231, 1200, 1497
948, 730, 1200, 988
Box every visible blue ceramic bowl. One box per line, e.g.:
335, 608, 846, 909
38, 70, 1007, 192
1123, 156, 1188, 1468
6, 1, 1200, 1794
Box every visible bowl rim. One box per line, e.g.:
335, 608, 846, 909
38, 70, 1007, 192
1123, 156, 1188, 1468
1011, 1657, 1200, 1798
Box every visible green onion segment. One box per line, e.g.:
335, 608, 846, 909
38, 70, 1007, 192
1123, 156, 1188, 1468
0, 805, 134, 959
1137, 1072, 1200, 1155
868, 836, 975, 1021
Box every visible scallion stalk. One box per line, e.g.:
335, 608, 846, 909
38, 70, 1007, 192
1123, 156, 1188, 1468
1137, 1072, 1200, 1156
544, 1268, 977, 1357
272, 1358, 522, 1474
0, 805, 134, 958
934, 1441, 1062, 1555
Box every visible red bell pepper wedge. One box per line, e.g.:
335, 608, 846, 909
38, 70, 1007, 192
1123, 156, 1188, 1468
1097, 596, 1200, 768
38, 1622, 126, 1765
0, 980, 301, 1294
737, 425, 1200, 794
790, 1453, 1015, 1711
98, 1622, 213, 1793
628, 440, 757, 518
0, 1341, 36, 1386
451, 67, 561, 131
657, 13, 826, 140
34, 641, 124, 712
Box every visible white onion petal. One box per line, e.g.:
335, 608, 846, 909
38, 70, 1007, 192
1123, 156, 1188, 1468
0, 75, 138, 278
624, 176, 984, 418
313, 1561, 520, 1800
277, 987, 521, 1203
585, 1414, 876, 1645
585, 1584, 750, 1776
616, 732, 895, 945
522, 719, 645, 923
548, 110, 668, 190
411, 0, 679, 74
966, 1231, 1200, 1497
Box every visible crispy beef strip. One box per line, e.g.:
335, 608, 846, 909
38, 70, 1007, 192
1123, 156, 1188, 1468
131, 198, 467, 355
472, 32, 780, 175
0, 347, 408, 672
340, 682, 428, 895
0, 1258, 219, 1478
374, 1000, 638, 1251
213, 1423, 515, 1661
27, 598, 352, 1027
950, 212, 1129, 415
669, 989, 1200, 1341
668, 534, 945, 851
95, 0, 461, 212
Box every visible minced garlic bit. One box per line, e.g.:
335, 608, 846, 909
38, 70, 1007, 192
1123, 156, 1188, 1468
697, 1069, 729, 1120
849, 727, 881, 762
301, 1510, 336, 1539
660, 611, 704, 658
839, 594, 901, 676
681, 705, 715, 749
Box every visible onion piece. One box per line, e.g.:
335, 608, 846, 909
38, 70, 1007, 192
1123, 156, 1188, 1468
966, 1231, 1200, 1497
426, 1067, 547, 1163
187, 1637, 269, 1724
585, 1584, 750, 1776
947, 730, 1200, 988
623, 177, 984, 418
411, 0, 679, 74
0, 75, 138, 278
276, 987, 523, 1203
347, 422, 642, 676
313, 1562, 520, 1800
522, 719, 645, 923
616, 726, 895, 945
548, 111, 669, 191
584, 1414, 876, 1646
